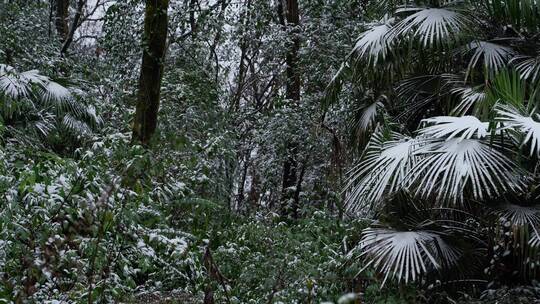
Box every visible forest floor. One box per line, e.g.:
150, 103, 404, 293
127, 208, 540, 304
126, 207, 384, 303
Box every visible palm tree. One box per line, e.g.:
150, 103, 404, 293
327, 0, 540, 290
0, 64, 101, 149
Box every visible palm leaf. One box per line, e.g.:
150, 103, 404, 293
345, 131, 418, 213
496, 104, 540, 156
513, 55, 540, 84
323, 62, 349, 109
487, 69, 526, 108
409, 138, 523, 203
62, 113, 92, 136
464, 41, 514, 78
420, 116, 489, 141
357, 101, 383, 131
360, 227, 458, 285
499, 203, 540, 227
353, 17, 395, 64
451, 87, 488, 116
38, 81, 82, 116
391, 8, 469, 47
0, 65, 32, 100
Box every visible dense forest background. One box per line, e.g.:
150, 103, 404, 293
2, 0, 540, 303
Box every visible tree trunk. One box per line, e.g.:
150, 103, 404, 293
4, 49, 13, 65
60, 0, 86, 55
132, 0, 170, 146
284, 0, 300, 103
231, 0, 252, 110
280, 0, 301, 218
189, 0, 197, 37
54, 0, 70, 42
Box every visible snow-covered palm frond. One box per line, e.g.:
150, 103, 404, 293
38, 81, 82, 116
85, 105, 103, 128
40, 81, 72, 103
360, 227, 458, 286
34, 111, 56, 137
513, 55, 540, 83
0, 65, 78, 116
465, 41, 514, 77
0, 64, 12, 75
324, 62, 348, 108
353, 18, 394, 63
530, 229, 540, 247
450, 87, 487, 116
410, 138, 523, 203
355, 101, 383, 132
345, 131, 417, 213
0, 64, 101, 142
0, 65, 33, 99
391, 8, 469, 47
62, 113, 92, 136
19, 69, 48, 85
497, 104, 540, 156
420, 116, 489, 141
496, 202, 540, 269
499, 204, 540, 227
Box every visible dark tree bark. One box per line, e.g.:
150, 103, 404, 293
283, 0, 300, 103
132, 0, 170, 146
280, 0, 301, 218
54, 0, 70, 42
231, 0, 252, 110
189, 0, 198, 37
208, 0, 230, 83
60, 0, 86, 55
4, 49, 13, 65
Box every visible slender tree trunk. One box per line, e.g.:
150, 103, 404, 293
48, 0, 53, 38
280, 0, 301, 218
231, 0, 252, 110
236, 149, 250, 211
208, 0, 229, 82
4, 49, 13, 65
283, 0, 300, 102
132, 0, 170, 145
189, 0, 198, 37
54, 0, 70, 42
60, 0, 86, 55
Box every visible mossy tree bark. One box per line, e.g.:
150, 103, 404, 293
280, 0, 301, 219
132, 0, 170, 146
54, 0, 70, 42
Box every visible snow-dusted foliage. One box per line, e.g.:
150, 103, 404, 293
0, 64, 101, 146
327, 0, 540, 290
0, 0, 371, 302
345, 131, 417, 212
359, 228, 457, 285
5, 0, 540, 301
